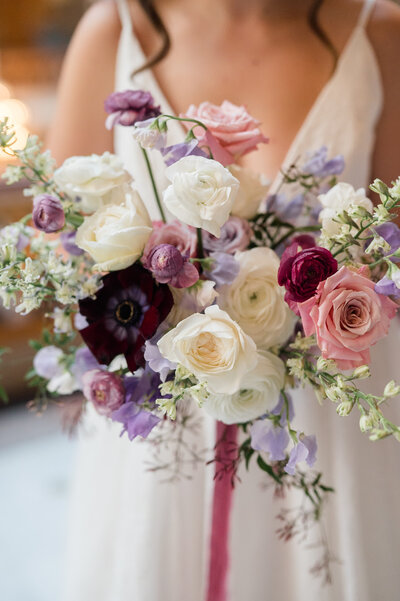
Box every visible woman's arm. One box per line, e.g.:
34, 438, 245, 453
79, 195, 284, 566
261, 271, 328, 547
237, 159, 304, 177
47, 0, 121, 164
370, 1, 400, 193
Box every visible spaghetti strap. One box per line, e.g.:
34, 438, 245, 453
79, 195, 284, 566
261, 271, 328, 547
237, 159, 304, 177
114, 0, 133, 32
357, 0, 376, 28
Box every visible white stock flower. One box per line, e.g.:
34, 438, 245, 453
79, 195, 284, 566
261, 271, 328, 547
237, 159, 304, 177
228, 165, 269, 219
75, 188, 152, 271
54, 152, 132, 214
318, 183, 373, 237
218, 247, 295, 349
163, 156, 239, 237
202, 350, 284, 424
157, 305, 258, 395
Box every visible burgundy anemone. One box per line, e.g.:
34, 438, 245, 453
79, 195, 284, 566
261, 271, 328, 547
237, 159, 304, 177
78, 263, 173, 372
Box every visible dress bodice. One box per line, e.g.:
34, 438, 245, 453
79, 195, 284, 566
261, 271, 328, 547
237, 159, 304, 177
113, 0, 382, 220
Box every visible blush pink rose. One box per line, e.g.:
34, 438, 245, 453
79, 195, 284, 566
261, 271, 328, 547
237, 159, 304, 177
298, 266, 398, 370
183, 101, 269, 166
142, 219, 197, 264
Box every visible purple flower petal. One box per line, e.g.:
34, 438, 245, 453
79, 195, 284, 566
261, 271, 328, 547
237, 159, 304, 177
205, 252, 240, 288
111, 402, 160, 440
160, 139, 208, 166
270, 392, 295, 426
284, 435, 317, 475
250, 420, 289, 461
375, 276, 400, 299
144, 340, 176, 382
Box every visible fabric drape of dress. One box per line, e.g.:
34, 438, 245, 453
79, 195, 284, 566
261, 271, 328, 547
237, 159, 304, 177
62, 0, 400, 599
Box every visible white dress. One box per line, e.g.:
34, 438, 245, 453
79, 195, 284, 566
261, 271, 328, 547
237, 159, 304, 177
62, 1, 400, 599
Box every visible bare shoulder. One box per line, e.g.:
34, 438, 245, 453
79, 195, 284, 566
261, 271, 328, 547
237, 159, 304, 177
368, 0, 400, 64
47, 1, 122, 162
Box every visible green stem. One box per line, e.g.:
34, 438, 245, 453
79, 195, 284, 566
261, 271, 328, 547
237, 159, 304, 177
196, 228, 204, 259
272, 225, 321, 249
158, 115, 208, 131
141, 147, 166, 223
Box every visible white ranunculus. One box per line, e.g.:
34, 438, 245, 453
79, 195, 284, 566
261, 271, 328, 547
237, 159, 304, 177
54, 152, 132, 214
228, 165, 270, 219
202, 350, 285, 424
167, 280, 218, 327
318, 182, 373, 236
75, 188, 152, 271
218, 247, 295, 349
163, 156, 239, 237
157, 305, 258, 395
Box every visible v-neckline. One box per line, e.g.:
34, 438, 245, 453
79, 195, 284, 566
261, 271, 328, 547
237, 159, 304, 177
123, 6, 367, 189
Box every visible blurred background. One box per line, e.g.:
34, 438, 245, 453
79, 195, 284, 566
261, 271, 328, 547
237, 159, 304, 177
0, 3, 87, 601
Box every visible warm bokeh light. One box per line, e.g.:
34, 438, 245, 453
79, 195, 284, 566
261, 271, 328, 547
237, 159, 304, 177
0, 84, 30, 160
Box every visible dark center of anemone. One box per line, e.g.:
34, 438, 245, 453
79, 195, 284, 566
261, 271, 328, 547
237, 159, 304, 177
115, 299, 142, 326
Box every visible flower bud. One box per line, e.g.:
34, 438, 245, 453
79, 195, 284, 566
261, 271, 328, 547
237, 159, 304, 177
336, 401, 353, 416
384, 380, 400, 398
359, 414, 374, 432
352, 365, 371, 380
32, 194, 65, 233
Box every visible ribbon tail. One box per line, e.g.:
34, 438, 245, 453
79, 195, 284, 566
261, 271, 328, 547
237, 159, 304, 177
206, 421, 238, 601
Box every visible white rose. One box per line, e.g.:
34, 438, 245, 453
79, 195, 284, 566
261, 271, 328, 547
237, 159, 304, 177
228, 165, 270, 219
163, 156, 239, 237
157, 305, 258, 395
202, 350, 284, 424
75, 188, 152, 271
167, 280, 218, 326
318, 182, 373, 236
54, 152, 132, 214
218, 247, 295, 349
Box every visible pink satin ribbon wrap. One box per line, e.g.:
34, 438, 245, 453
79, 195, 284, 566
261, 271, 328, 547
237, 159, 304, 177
206, 422, 238, 601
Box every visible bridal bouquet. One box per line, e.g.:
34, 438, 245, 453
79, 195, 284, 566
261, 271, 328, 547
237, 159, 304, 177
1, 91, 400, 533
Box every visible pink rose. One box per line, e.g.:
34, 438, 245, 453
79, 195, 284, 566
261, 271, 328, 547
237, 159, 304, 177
142, 220, 197, 264
183, 101, 268, 166
298, 266, 398, 370
82, 369, 125, 416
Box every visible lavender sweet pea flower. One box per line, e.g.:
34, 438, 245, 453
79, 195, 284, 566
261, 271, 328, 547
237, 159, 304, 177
375, 276, 400, 299
284, 435, 317, 476
111, 402, 161, 440
374, 223, 400, 261
144, 340, 176, 382
32, 194, 65, 233
104, 90, 161, 129
132, 118, 167, 150
161, 139, 208, 166
250, 420, 290, 461
301, 146, 345, 177
202, 216, 251, 255
61, 231, 84, 256
204, 252, 240, 288
265, 193, 305, 221
33, 346, 64, 379
71, 347, 102, 388
270, 392, 295, 426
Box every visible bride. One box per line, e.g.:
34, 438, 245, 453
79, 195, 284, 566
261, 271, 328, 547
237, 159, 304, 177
49, 1, 400, 599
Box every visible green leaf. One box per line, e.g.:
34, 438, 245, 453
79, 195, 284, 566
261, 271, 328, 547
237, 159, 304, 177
256, 455, 282, 484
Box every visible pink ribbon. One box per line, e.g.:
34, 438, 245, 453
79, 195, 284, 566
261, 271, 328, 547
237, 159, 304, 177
206, 422, 238, 601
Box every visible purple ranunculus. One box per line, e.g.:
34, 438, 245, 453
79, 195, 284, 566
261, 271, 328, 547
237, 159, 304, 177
375, 276, 400, 299
204, 252, 240, 288
160, 139, 208, 166
278, 244, 338, 308
142, 243, 199, 288
32, 194, 65, 233
111, 402, 160, 440
104, 90, 161, 129
144, 340, 176, 382
301, 146, 345, 177
61, 231, 84, 256
202, 216, 251, 255
82, 369, 125, 417
284, 435, 317, 476
250, 420, 290, 461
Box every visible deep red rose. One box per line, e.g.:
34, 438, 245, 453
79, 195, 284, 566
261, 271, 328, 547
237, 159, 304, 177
278, 244, 338, 307
78, 263, 173, 372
